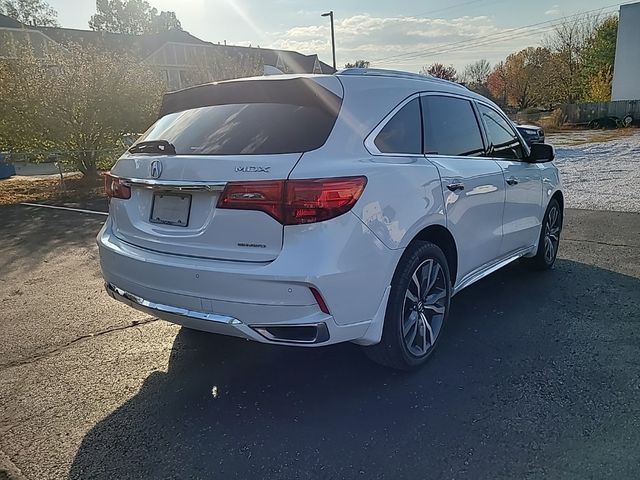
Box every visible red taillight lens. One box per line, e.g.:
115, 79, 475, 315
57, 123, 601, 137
217, 176, 367, 225
284, 177, 367, 225
104, 173, 131, 199
216, 180, 284, 220
309, 287, 330, 314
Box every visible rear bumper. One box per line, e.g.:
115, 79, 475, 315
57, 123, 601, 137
97, 213, 401, 346
106, 282, 330, 344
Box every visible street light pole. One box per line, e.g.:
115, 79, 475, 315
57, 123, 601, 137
321, 11, 336, 70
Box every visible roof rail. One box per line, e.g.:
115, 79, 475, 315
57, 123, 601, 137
337, 68, 467, 90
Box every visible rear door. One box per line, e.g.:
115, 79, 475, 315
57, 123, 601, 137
476, 103, 543, 255
421, 94, 506, 283
108, 76, 343, 262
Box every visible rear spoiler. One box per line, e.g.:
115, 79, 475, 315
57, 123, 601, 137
159, 77, 342, 118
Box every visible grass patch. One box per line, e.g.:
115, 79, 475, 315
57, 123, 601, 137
0, 173, 105, 206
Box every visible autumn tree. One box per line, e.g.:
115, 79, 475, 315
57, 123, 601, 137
344, 60, 370, 68
581, 16, 618, 102
486, 48, 553, 109
421, 63, 457, 81
89, 0, 182, 35
544, 13, 601, 103
0, 0, 58, 26
0, 44, 164, 178
486, 62, 508, 106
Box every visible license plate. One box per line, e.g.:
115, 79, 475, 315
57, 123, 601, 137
150, 193, 191, 227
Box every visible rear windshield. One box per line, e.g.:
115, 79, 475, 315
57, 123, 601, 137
136, 102, 338, 155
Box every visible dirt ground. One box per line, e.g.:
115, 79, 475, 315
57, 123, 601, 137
0, 174, 105, 207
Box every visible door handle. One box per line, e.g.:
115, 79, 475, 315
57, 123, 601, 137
447, 182, 465, 192
506, 177, 519, 186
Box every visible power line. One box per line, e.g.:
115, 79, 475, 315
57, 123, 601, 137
409, 0, 490, 18
372, 2, 622, 64
371, 1, 628, 65
405, 10, 618, 60
392, 0, 508, 22
375, 16, 602, 65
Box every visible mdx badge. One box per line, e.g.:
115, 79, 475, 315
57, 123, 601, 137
235, 166, 271, 173
150, 160, 163, 179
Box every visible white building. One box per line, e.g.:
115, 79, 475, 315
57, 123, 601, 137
612, 2, 640, 101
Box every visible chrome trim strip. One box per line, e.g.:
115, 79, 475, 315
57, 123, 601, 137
453, 247, 534, 295
105, 283, 242, 324
117, 177, 227, 192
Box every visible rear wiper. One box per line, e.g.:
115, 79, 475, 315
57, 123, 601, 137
128, 140, 176, 155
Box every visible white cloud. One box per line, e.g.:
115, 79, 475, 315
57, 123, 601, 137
545, 5, 561, 16
266, 13, 540, 72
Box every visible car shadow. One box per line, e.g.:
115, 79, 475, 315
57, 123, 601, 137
69, 259, 640, 479
0, 205, 105, 274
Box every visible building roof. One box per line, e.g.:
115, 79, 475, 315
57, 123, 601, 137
0, 16, 335, 74
196, 43, 334, 74
33, 26, 209, 57
0, 13, 25, 28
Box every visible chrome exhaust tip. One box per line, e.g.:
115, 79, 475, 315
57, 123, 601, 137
252, 323, 330, 344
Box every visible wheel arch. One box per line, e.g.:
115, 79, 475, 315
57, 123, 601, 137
408, 225, 458, 285
551, 189, 564, 212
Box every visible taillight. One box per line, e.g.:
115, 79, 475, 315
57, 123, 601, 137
217, 176, 367, 225
104, 173, 131, 199
285, 177, 367, 225
216, 180, 284, 221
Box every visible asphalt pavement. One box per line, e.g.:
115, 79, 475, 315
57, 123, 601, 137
0, 204, 638, 480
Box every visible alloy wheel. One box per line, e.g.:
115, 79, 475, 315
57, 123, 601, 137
543, 205, 561, 264
401, 258, 447, 357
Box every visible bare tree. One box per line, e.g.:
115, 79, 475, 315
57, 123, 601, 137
543, 13, 601, 103
461, 59, 491, 87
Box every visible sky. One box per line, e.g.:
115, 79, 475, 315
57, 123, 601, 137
46, 0, 626, 71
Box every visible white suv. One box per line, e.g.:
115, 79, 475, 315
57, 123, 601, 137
98, 69, 563, 370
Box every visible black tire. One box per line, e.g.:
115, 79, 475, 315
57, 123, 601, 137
363, 241, 452, 370
526, 198, 562, 270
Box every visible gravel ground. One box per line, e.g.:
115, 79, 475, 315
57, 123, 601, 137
550, 129, 640, 213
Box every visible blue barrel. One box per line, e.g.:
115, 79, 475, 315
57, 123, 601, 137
0, 152, 16, 179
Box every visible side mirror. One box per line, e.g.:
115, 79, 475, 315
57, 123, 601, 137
528, 143, 555, 163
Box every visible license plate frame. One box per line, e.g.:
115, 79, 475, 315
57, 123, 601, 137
149, 192, 192, 227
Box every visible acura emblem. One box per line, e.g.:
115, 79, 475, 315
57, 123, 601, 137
150, 160, 163, 179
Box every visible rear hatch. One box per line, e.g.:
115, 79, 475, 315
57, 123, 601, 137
108, 76, 343, 262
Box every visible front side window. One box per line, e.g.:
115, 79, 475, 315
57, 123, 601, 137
421, 96, 485, 157
374, 98, 422, 154
478, 104, 524, 160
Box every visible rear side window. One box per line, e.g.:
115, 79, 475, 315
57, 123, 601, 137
478, 104, 525, 160
374, 98, 422, 154
421, 96, 485, 157
136, 103, 338, 155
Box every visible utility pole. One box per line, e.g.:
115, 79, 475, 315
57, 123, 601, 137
321, 11, 336, 70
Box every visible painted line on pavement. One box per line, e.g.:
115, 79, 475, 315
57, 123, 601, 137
20, 202, 108, 216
